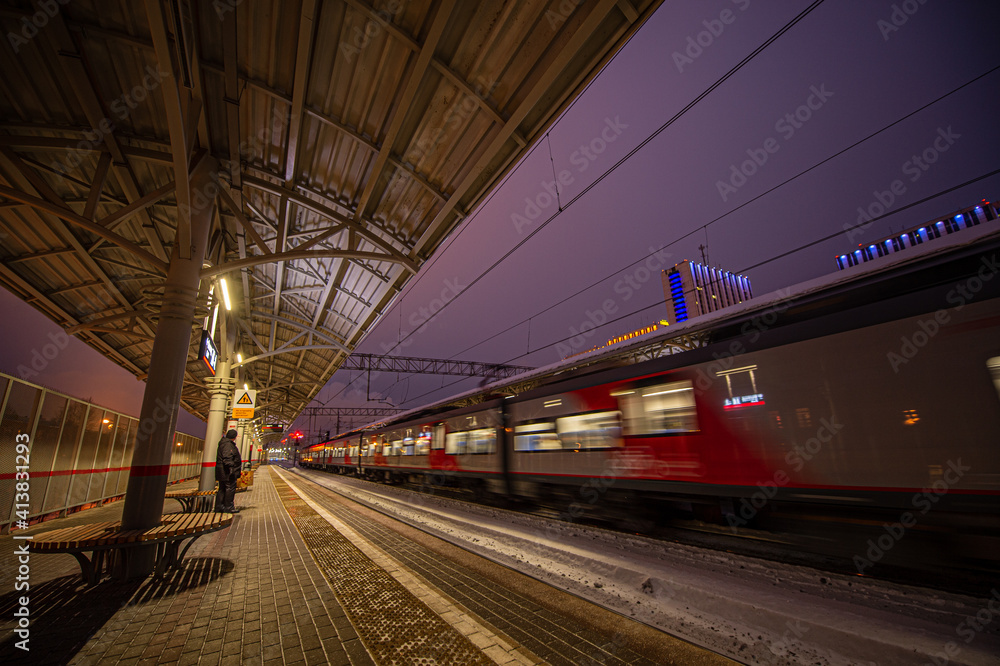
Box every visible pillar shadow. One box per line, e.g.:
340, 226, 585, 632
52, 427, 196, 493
0, 557, 235, 665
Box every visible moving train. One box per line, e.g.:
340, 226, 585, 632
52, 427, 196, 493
301, 201, 1000, 534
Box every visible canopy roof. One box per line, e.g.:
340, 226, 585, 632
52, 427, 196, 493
0, 0, 661, 425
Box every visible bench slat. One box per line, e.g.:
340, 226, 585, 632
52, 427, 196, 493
33, 522, 120, 550
30, 513, 234, 550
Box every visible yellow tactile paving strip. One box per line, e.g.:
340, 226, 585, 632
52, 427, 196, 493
272, 473, 494, 665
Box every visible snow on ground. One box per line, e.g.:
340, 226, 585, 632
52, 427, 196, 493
290, 467, 1000, 665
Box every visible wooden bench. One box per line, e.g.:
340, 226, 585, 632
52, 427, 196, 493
164, 489, 217, 513
28, 512, 234, 585
165, 485, 251, 513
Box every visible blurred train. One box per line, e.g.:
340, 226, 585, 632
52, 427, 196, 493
301, 201, 1000, 532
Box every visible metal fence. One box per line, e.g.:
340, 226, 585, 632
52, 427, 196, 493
0, 371, 204, 530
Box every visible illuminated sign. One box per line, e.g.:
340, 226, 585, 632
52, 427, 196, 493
199, 331, 219, 376
723, 393, 765, 409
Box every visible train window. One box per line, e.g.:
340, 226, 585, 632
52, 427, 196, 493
467, 428, 496, 454
415, 431, 431, 455
509, 393, 584, 423
514, 422, 561, 451
445, 431, 467, 455
618, 380, 698, 435
556, 411, 622, 450
402, 437, 414, 456
445, 428, 495, 454
390, 439, 403, 456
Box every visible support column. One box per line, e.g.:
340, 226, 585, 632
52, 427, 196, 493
200, 359, 233, 491
121, 156, 219, 576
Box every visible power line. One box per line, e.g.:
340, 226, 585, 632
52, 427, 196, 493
378, 0, 828, 358
369, 2, 660, 320
325, 10, 1000, 413
431, 65, 1000, 361
396, 168, 1000, 408
321, 3, 828, 412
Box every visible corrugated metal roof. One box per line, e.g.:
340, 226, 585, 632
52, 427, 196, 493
0, 0, 662, 426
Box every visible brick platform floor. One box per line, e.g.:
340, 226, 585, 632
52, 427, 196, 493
0, 468, 366, 665
1, 465, 731, 665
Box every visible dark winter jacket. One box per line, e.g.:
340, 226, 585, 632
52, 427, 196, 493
216, 437, 242, 482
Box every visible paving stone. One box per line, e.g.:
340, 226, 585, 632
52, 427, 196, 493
0, 466, 734, 666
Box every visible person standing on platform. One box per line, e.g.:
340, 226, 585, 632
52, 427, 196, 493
215, 429, 242, 513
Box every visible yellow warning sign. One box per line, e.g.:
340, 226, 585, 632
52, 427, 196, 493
232, 389, 257, 419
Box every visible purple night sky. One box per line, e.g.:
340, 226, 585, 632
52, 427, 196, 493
3, 0, 999, 439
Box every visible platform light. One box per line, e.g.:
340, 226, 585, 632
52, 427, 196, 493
237, 353, 242, 363
210, 303, 219, 337
643, 387, 691, 397
244, 383, 249, 391
220, 278, 232, 311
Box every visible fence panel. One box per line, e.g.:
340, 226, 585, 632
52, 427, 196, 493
43, 398, 86, 513
0, 381, 41, 522
0, 372, 206, 527
27, 392, 67, 515
104, 415, 131, 498
68, 407, 102, 507
90, 413, 117, 503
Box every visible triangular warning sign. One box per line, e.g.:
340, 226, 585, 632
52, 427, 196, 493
237, 393, 253, 405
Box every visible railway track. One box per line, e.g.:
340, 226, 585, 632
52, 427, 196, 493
310, 466, 1000, 598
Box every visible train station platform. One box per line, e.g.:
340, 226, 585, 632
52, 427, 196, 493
0, 465, 729, 665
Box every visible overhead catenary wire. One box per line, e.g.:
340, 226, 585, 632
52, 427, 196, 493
377, 0, 828, 360
391, 166, 1000, 409
368, 3, 661, 317
318, 11, 1000, 418
317, 2, 829, 410
404, 63, 1000, 366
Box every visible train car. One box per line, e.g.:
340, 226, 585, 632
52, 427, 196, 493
304, 202, 998, 565
503, 226, 1000, 521
358, 401, 505, 492
320, 434, 358, 475
300, 442, 328, 470
330, 203, 1000, 532
502, 292, 999, 519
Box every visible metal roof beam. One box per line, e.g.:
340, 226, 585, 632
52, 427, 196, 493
6, 247, 75, 263
284, 0, 317, 184
238, 314, 348, 352
89, 180, 177, 253
353, 0, 457, 224
48, 14, 171, 263
217, 186, 272, 256
82, 152, 112, 221
0, 185, 168, 273
241, 175, 416, 272
143, 0, 199, 257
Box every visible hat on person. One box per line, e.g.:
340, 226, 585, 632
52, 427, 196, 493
226, 429, 238, 439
